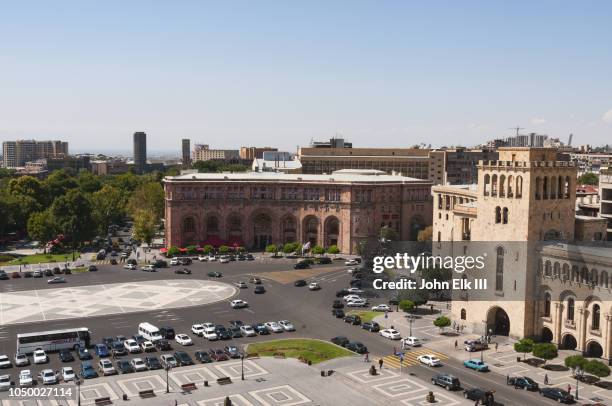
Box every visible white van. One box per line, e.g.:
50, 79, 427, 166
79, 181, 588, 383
401, 336, 422, 348
138, 322, 163, 342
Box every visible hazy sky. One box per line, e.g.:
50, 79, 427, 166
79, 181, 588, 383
1, 1, 611, 154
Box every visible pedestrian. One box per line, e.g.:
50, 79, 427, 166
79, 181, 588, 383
379, 358, 383, 369
544, 374, 549, 385
175, 400, 178, 406
384, 311, 388, 319
364, 353, 369, 362
430, 304, 434, 313
454, 340, 458, 350
567, 384, 571, 394
506, 374, 509, 385
495, 342, 498, 352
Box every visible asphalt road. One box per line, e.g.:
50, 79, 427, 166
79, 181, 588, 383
0, 258, 561, 405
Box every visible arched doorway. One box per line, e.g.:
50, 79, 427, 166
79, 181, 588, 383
182, 216, 197, 246
409, 215, 426, 241
561, 334, 577, 350
486, 307, 510, 336
541, 327, 553, 343
226, 213, 243, 247
206, 214, 220, 238
281, 215, 297, 244
303, 216, 319, 246
253, 212, 273, 250
324, 216, 340, 248
586, 341, 603, 358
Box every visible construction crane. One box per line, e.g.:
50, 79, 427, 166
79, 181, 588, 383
509, 126, 524, 136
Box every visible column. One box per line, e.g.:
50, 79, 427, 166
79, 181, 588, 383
577, 307, 586, 352
554, 303, 562, 345
605, 314, 612, 360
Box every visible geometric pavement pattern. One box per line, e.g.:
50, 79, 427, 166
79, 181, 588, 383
375, 348, 449, 369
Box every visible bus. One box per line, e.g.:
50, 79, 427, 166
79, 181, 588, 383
16, 328, 91, 355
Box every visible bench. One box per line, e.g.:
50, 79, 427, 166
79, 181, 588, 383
217, 376, 232, 385
181, 382, 197, 392
94, 397, 112, 405
138, 389, 156, 398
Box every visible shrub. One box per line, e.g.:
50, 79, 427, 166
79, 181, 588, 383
326, 245, 340, 254
514, 338, 534, 360
265, 244, 278, 253
202, 245, 213, 255
433, 316, 451, 332
0, 254, 15, 263
186, 245, 197, 255
312, 245, 325, 255
532, 343, 558, 360
218, 245, 230, 254
584, 359, 611, 377
564, 355, 587, 370
283, 242, 298, 254
399, 300, 415, 313
167, 246, 180, 257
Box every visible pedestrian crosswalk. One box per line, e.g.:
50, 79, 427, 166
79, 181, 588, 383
375, 348, 448, 369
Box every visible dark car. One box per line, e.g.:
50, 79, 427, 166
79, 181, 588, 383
215, 326, 232, 340
361, 321, 381, 332
132, 335, 146, 345
153, 259, 168, 268
110, 259, 118, 265
24, 271, 33, 278
540, 387, 574, 403
96, 253, 106, 260
255, 323, 270, 335
78, 347, 92, 360
463, 388, 496, 405
254, 285, 266, 294
145, 356, 162, 370
294, 262, 309, 270
345, 341, 368, 354
155, 340, 172, 351
112, 341, 127, 356
349, 279, 362, 288
294, 279, 307, 287
159, 327, 175, 339
331, 336, 350, 347
116, 359, 134, 374
59, 349, 74, 362
209, 349, 229, 361
88, 265, 98, 272
179, 258, 192, 265
53, 267, 62, 274
431, 374, 461, 391
332, 309, 345, 318
336, 289, 350, 298
207, 271, 223, 278
0, 271, 9, 280
332, 300, 344, 309
115, 335, 127, 343
229, 320, 244, 328
246, 254, 255, 260
508, 376, 539, 391
44, 269, 54, 276
127, 258, 137, 265
95, 344, 109, 357
174, 351, 194, 366
195, 351, 213, 363
175, 268, 191, 274
102, 337, 114, 347
318, 257, 332, 264
80, 361, 98, 379
224, 346, 241, 359
229, 327, 242, 338
343, 314, 361, 325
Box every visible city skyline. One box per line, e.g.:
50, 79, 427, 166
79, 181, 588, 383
1, 1, 612, 151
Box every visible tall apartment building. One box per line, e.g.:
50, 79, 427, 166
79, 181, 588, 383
601, 169, 612, 240
182, 139, 191, 167
2, 140, 68, 168
192, 144, 240, 162
239, 146, 278, 160
133, 132, 147, 174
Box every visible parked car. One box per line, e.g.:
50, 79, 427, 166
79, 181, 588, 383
361, 321, 380, 332
33, 349, 48, 364
208, 349, 229, 362
160, 354, 177, 368
465, 339, 488, 352
463, 359, 489, 372
98, 359, 117, 376
95, 344, 109, 357
112, 341, 127, 356
124, 339, 141, 353
254, 323, 270, 335
38, 369, 58, 385
224, 346, 241, 359
463, 388, 496, 405
145, 356, 162, 370
155, 339, 172, 351
0, 355, 10, 369
265, 321, 284, 333
508, 376, 539, 391
116, 359, 134, 374
80, 362, 98, 379
240, 325, 256, 337
175, 268, 191, 275
254, 285, 266, 294
47, 276, 66, 284
539, 387, 574, 403
331, 336, 350, 347
372, 304, 391, 312
61, 366, 75, 382
343, 314, 361, 325
58, 349, 74, 363
19, 370, 33, 386
345, 341, 368, 354
431, 374, 461, 391
130, 358, 147, 372
308, 282, 321, 290
278, 320, 295, 331
332, 309, 345, 318
380, 329, 401, 340
14, 354, 29, 366
195, 351, 213, 363
332, 300, 344, 309
175, 334, 193, 346
77, 347, 92, 360
159, 327, 175, 339
174, 351, 194, 366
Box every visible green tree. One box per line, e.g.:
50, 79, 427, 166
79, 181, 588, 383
167, 246, 180, 257
90, 185, 127, 235
265, 244, 278, 253
132, 210, 157, 245
514, 338, 534, 360
128, 182, 164, 219
399, 300, 415, 313
583, 359, 611, 377
312, 245, 325, 255
532, 343, 558, 361
27, 210, 57, 250
578, 172, 599, 185
379, 226, 399, 241
9, 176, 45, 204
433, 316, 451, 333
283, 242, 297, 254
44, 170, 78, 202
326, 245, 340, 254
565, 355, 587, 369
77, 172, 102, 193
202, 245, 214, 255
186, 245, 198, 255
51, 189, 95, 256
218, 245, 230, 254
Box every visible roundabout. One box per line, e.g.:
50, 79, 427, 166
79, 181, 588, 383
0, 279, 236, 325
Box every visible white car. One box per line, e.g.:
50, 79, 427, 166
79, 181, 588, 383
219, 256, 230, 263
278, 320, 295, 331
61, 367, 75, 382
347, 268, 358, 274
191, 324, 205, 336
231, 299, 249, 309
170, 257, 180, 265
0, 374, 11, 391
124, 339, 141, 353
308, 282, 321, 290
417, 354, 442, 367
130, 358, 147, 372
14, 354, 29, 367
123, 263, 136, 270
343, 294, 362, 302
372, 304, 391, 312
235, 281, 247, 289
160, 354, 177, 368
347, 287, 363, 294
98, 359, 116, 376
345, 259, 359, 266
19, 370, 33, 386
0, 355, 11, 369
401, 336, 422, 347
141, 265, 156, 272
175, 334, 193, 346
380, 329, 402, 340
264, 321, 284, 333
198, 255, 208, 261
346, 299, 367, 307
140, 341, 155, 352
203, 326, 218, 341
32, 349, 48, 364
208, 255, 217, 261
240, 325, 256, 337
39, 369, 58, 385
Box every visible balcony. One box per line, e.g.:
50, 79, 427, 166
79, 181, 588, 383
462, 232, 471, 241
565, 319, 575, 329
590, 328, 602, 337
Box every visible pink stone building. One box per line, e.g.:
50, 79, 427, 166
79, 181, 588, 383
164, 169, 432, 254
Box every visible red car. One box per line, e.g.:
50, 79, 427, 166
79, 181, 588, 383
208, 349, 229, 361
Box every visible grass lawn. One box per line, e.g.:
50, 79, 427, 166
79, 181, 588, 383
346, 310, 380, 323
246, 338, 353, 364
0, 252, 80, 266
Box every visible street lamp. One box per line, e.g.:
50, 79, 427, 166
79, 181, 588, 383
165, 365, 172, 393
241, 354, 245, 381
575, 367, 581, 400
75, 377, 81, 406
481, 320, 487, 362
408, 316, 414, 337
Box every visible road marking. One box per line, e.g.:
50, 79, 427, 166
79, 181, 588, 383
374, 348, 448, 369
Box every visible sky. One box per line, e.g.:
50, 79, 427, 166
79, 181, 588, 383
1, 1, 611, 154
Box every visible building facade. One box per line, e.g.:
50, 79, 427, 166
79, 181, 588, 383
182, 139, 191, 167
164, 169, 433, 253
133, 132, 147, 174
2, 140, 68, 168
601, 170, 612, 240
192, 144, 240, 162
239, 146, 278, 160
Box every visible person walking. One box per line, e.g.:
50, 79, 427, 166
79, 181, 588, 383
364, 353, 369, 362
544, 374, 549, 385
454, 340, 458, 350
567, 384, 571, 394
495, 342, 498, 352
379, 358, 384, 369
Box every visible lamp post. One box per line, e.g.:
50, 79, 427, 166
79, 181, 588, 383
75, 377, 81, 406
575, 367, 581, 400
165, 365, 172, 393
481, 320, 487, 362
408, 316, 414, 337
241, 354, 245, 381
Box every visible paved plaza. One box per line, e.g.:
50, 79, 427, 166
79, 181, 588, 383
0, 280, 236, 325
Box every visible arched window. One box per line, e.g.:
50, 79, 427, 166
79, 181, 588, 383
183, 217, 195, 233
543, 176, 549, 199
564, 176, 570, 198
491, 174, 498, 197
499, 175, 506, 197
553, 262, 561, 278
580, 267, 589, 284
496, 246, 504, 291
544, 261, 552, 276
495, 206, 502, 223
207, 215, 219, 232
550, 176, 557, 199
591, 269, 599, 286
507, 175, 514, 197
502, 207, 508, 224
571, 265, 579, 282
601, 271, 609, 288
562, 264, 570, 281
461, 308, 466, 320
544, 292, 551, 317
567, 298, 575, 321
592, 304, 601, 330
535, 177, 542, 200
484, 174, 490, 196
516, 176, 523, 198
